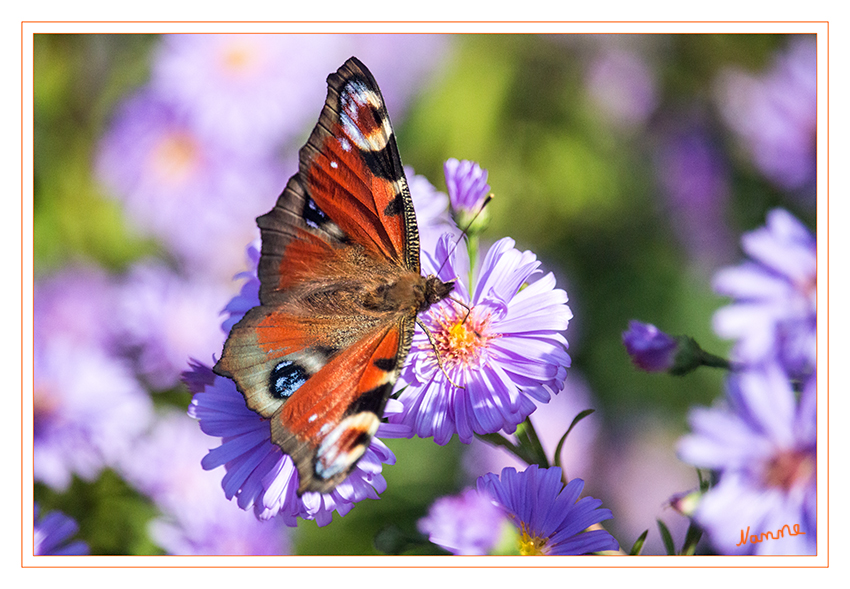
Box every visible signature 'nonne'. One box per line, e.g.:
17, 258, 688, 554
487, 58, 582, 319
737, 524, 806, 547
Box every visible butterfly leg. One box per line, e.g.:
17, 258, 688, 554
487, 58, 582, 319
415, 317, 465, 389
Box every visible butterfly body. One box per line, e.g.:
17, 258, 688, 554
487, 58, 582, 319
214, 57, 453, 495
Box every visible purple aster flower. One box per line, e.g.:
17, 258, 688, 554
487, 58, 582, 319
113, 261, 230, 390
585, 47, 658, 130
418, 487, 509, 555
714, 36, 816, 196
390, 235, 572, 445
477, 465, 619, 555
34, 338, 154, 490
95, 89, 284, 277
151, 34, 346, 156
118, 411, 289, 555
677, 361, 816, 555
622, 320, 678, 372
186, 361, 406, 525
34, 505, 88, 555
712, 208, 816, 378
444, 158, 491, 216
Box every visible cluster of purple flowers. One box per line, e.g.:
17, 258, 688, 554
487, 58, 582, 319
714, 36, 816, 200
34, 33, 449, 555
622, 206, 817, 555
621, 40, 818, 552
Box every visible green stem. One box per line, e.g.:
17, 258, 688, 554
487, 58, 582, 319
466, 234, 478, 295
474, 432, 539, 466
698, 350, 734, 370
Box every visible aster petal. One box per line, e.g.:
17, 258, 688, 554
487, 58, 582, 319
729, 364, 796, 446
742, 209, 817, 282
547, 529, 619, 555
678, 408, 773, 469
713, 263, 794, 300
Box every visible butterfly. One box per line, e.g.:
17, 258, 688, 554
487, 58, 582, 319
214, 57, 455, 495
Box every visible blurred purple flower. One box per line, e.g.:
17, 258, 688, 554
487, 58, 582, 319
477, 465, 619, 555
585, 47, 658, 130
713, 208, 816, 378
622, 320, 678, 372
119, 411, 290, 555
34, 268, 154, 490
34, 505, 88, 555
186, 361, 405, 526
151, 34, 346, 155
418, 487, 509, 555
597, 420, 699, 555
34, 338, 154, 491
655, 124, 734, 269
114, 261, 230, 390
95, 90, 284, 277
151, 34, 450, 155
34, 264, 118, 349
714, 36, 816, 195
390, 235, 572, 445
677, 362, 816, 555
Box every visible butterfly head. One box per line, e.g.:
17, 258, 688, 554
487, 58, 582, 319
421, 275, 455, 311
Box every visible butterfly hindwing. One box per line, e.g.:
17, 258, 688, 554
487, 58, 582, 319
270, 320, 408, 494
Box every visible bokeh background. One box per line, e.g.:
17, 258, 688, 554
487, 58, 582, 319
32, 33, 817, 555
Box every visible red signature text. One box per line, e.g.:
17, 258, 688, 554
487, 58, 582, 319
737, 524, 805, 547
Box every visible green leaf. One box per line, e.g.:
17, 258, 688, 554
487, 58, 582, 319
657, 519, 676, 556
697, 468, 711, 493
629, 529, 649, 556
681, 521, 704, 555
374, 525, 439, 555
553, 409, 595, 473
515, 417, 549, 468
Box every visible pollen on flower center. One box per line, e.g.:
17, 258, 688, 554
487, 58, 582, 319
518, 523, 548, 556
431, 303, 494, 367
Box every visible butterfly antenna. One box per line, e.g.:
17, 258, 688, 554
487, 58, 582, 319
434, 193, 494, 277
416, 318, 465, 389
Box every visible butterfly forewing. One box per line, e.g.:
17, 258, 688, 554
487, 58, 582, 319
214, 56, 452, 496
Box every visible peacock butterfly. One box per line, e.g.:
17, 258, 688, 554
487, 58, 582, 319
214, 57, 454, 495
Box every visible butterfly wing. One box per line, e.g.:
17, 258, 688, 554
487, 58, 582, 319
215, 57, 420, 494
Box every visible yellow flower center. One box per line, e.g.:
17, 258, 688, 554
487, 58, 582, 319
430, 302, 495, 368
219, 40, 261, 78
518, 523, 548, 556
149, 132, 200, 185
